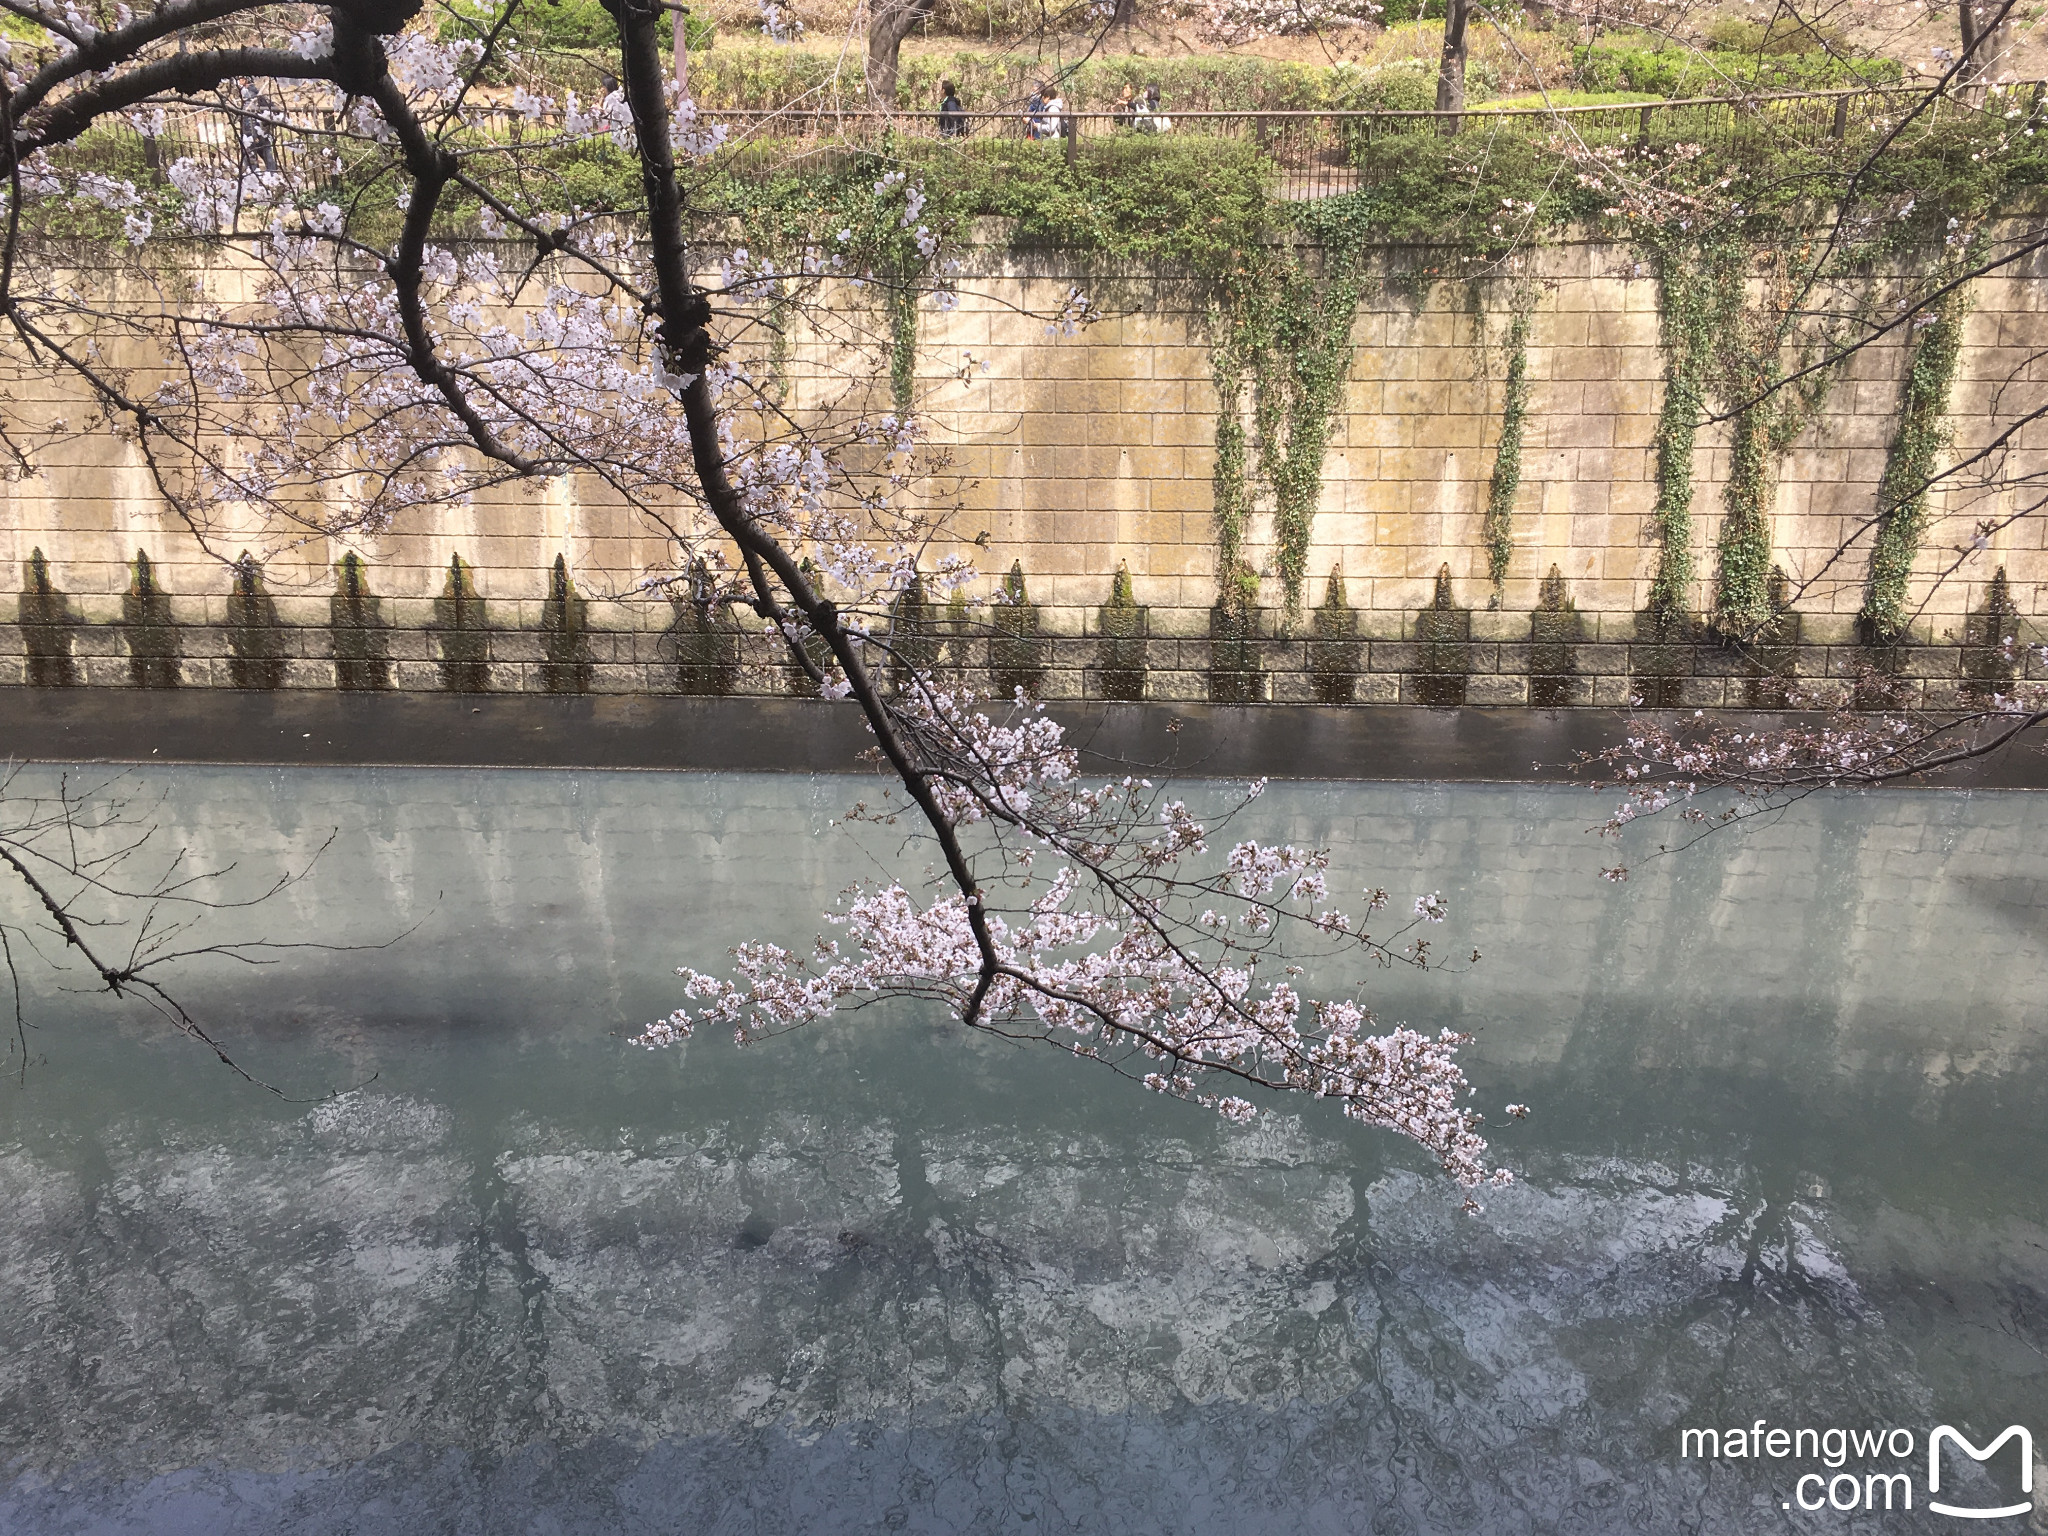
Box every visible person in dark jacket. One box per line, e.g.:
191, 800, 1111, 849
938, 79, 966, 137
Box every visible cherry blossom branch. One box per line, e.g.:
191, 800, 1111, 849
8, 0, 284, 121
1588, 700, 2048, 878
14, 49, 331, 155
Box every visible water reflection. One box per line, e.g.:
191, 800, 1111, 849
0, 769, 2043, 1533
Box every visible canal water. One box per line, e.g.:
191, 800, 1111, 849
0, 768, 2042, 1533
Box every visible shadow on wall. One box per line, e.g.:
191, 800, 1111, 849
1632, 604, 1691, 709
1741, 566, 1801, 709
1529, 565, 1580, 710
0, 552, 2020, 709
889, 571, 940, 694
331, 552, 391, 691
670, 559, 741, 697
434, 554, 489, 694
989, 561, 1047, 702
1209, 561, 1262, 705
1309, 568, 1360, 706
227, 552, 286, 690
1965, 565, 2021, 700
123, 550, 179, 689
540, 555, 592, 695
1412, 564, 1469, 707
19, 548, 77, 688
1095, 562, 1147, 703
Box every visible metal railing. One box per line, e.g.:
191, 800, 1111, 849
44, 79, 2046, 209
709, 80, 2045, 201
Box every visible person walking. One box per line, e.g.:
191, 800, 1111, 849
938, 79, 967, 137
1041, 82, 1065, 142
238, 81, 279, 175
1112, 82, 1137, 127
1025, 82, 1049, 139
1138, 83, 1169, 134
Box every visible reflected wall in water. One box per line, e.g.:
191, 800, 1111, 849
0, 769, 2042, 1534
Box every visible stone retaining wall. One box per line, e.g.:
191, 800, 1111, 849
1, 234, 2043, 707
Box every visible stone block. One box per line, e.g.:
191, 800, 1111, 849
1532, 675, 1595, 708
1578, 642, 1629, 675
1902, 645, 1963, 679
1120, 379, 1186, 415
1366, 640, 1419, 673
1055, 379, 1122, 416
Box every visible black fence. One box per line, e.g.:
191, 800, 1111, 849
711, 81, 2044, 200
43, 79, 2045, 215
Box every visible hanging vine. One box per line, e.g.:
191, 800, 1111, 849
1714, 380, 1783, 639
1647, 239, 1745, 618
1210, 299, 1259, 580
1482, 302, 1533, 601
887, 279, 919, 417
1708, 244, 1849, 642
1260, 261, 1371, 611
1863, 277, 1972, 643
1207, 199, 1376, 617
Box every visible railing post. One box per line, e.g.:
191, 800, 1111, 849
1065, 111, 1077, 167
1831, 93, 1849, 140
1637, 104, 1652, 141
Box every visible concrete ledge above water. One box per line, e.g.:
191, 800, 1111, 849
3, 688, 2046, 787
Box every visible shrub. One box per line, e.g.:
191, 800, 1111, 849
1703, 15, 1850, 55
1571, 39, 1901, 96
440, 0, 714, 53
913, 133, 1276, 271
683, 36, 1552, 112
1339, 130, 1607, 248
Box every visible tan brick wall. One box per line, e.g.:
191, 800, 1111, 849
0, 233, 2043, 703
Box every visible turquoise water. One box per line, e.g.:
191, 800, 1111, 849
0, 769, 2041, 1533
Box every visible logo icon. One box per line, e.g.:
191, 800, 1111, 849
1929, 1425, 2034, 1520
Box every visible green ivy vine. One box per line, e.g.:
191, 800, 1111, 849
1646, 238, 1745, 618
1207, 197, 1376, 616
887, 281, 919, 417
1713, 386, 1783, 639
1210, 320, 1255, 579
1863, 276, 1972, 643
1706, 242, 1854, 642
1482, 302, 1533, 602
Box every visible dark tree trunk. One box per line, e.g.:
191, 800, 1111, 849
1957, 0, 2008, 95
1435, 0, 1469, 131
866, 0, 933, 107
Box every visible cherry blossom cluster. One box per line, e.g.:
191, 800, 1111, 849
639, 687, 1515, 1196
1591, 685, 2048, 875
638, 856, 1509, 1191
1199, 0, 1382, 42
759, 0, 805, 39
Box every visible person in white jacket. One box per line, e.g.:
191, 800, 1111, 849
1136, 83, 1170, 134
